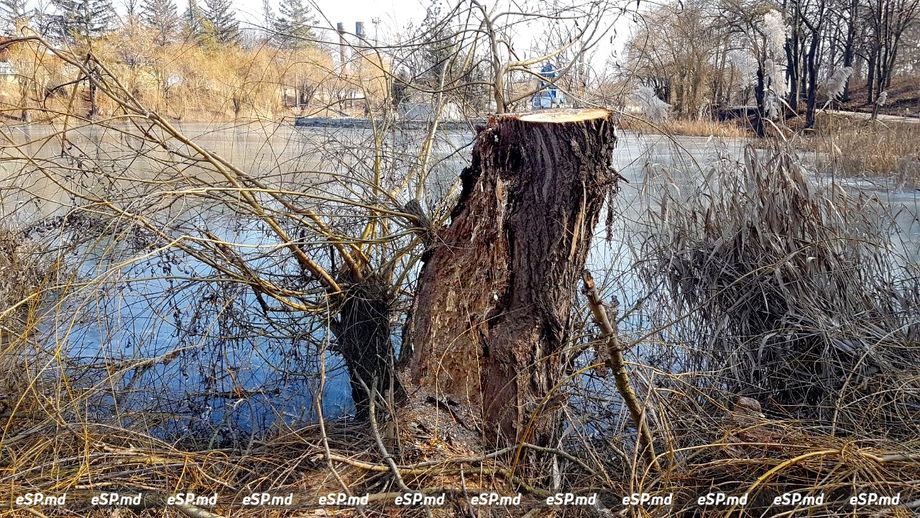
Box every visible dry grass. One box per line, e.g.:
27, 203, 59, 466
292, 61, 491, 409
640, 144, 919, 429
807, 112, 920, 184
0, 226, 57, 463
842, 74, 920, 118
1, 111, 918, 515
0, 225, 46, 361
618, 114, 752, 138
647, 377, 920, 516
3, 147, 919, 517
629, 145, 920, 514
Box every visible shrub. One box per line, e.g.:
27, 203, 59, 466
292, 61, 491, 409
640, 145, 920, 436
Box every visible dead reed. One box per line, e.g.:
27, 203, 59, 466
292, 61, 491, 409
1, 130, 918, 517
4, 146, 919, 517
547, 144, 914, 516
639, 144, 919, 431
0, 226, 51, 417
617, 114, 752, 138
809, 112, 920, 185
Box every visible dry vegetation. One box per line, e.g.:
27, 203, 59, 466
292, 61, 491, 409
0, 226, 55, 439
0, 227, 49, 347
807, 112, 920, 184
618, 110, 920, 185
2, 136, 918, 516
842, 74, 920, 118
616, 111, 920, 186
614, 144, 919, 515
616, 114, 752, 137
0, 28, 389, 122
0, 2, 919, 516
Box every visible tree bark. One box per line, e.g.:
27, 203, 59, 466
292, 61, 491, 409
403, 109, 618, 447
754, 65, 767, 137
804, 31, 821, 129
333, 273, 404, 418
840, 0, 859, 102
785, 2, 801, 119
866, 47, 877, 104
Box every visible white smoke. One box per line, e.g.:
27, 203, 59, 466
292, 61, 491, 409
769, 59, 788, 97
727, 50, 759, 87
764, 59, 787, 119
754, 10, 789, 120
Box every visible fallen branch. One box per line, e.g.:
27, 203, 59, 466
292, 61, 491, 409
582, 270, 659, 471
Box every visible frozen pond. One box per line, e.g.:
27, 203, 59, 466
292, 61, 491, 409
1, 121, 917, 441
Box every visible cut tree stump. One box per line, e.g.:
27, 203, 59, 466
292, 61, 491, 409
403, 109, 619, 447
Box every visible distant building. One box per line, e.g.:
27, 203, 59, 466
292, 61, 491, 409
0, 39, 15, 83
531, 63, 565, 109
0, 61, 15, 82
397, 95, 462, 122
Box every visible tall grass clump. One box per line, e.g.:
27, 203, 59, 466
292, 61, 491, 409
618, 115, 751, 138
811, 112, 920, 185
640, 146, 920, 437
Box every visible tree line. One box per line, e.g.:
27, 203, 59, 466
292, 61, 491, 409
0, 0, 320, 48
0, 0, 397, 121
623, 0, 920, 134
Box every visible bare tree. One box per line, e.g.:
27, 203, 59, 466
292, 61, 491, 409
864, 0, 920, 104
625, 1, 724, 117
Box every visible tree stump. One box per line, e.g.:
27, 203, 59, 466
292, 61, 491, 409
404, 109, 619, 447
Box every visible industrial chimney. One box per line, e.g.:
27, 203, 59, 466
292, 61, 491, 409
336, 22, 347, 70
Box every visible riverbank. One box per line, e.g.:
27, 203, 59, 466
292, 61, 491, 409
617, 110, 919, 185
2, 142, 917, 516
4, 106, 917, 188
293, 115, 480, 131
806, 111, 920, 185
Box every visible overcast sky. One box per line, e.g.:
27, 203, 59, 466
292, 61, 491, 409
227, 0, 633, 69
92, 0, 634, 72
233, 0, 444, 37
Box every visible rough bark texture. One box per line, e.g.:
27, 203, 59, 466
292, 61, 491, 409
404, 109, 618, 446
753, 66, 767, 138
333, 274, 403, 418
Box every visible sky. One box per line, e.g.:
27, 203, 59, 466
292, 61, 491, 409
228, 0, 634, 70
234, 0, 445, 37
81, 0, 636, 73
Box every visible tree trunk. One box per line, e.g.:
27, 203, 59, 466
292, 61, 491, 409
754, 66, 767, 137
805, 32, 821, 129
88, 80, 99, 120
333, 273, 404, 418
882, 35, 900, 90
840, 0, 859, 102
785, 5, 801, 118
866, 47, 877, 104
404, 109, 618, 447
784, 41, 799, 118
87, 53, 99, 120
18, 83, 31, 123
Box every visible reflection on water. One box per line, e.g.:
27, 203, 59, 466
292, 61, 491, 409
1, 122, 917, 442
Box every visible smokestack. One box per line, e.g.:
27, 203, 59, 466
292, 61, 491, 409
354, 22, 365, 73
337, 22, 346, 70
